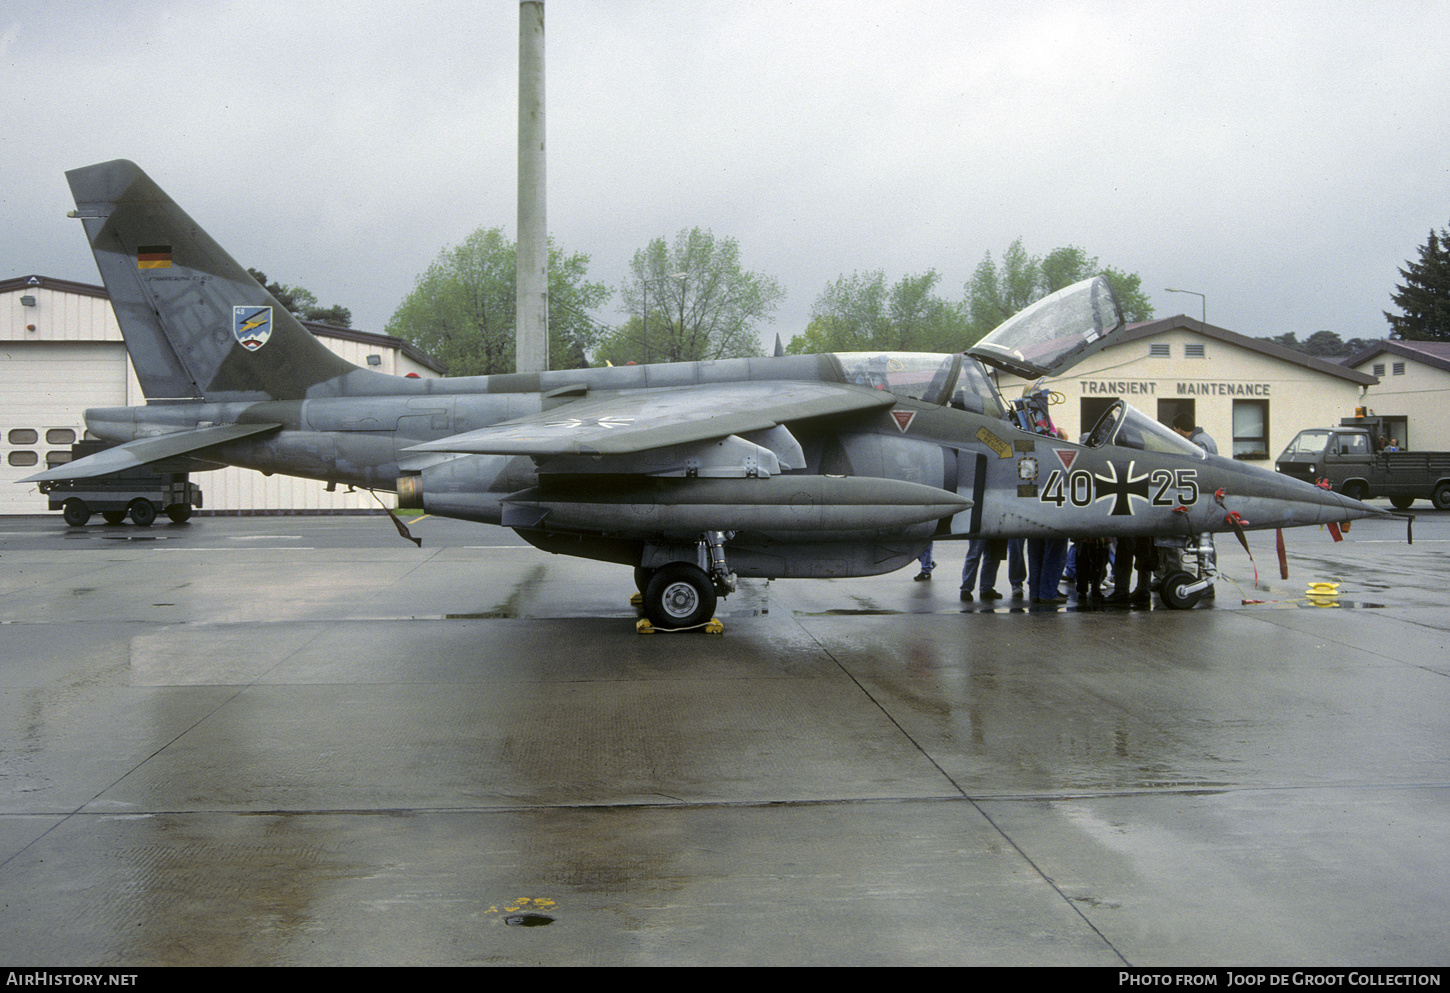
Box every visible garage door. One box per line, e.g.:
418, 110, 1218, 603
2, 342, 128, 515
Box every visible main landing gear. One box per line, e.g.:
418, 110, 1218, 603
634, 531, 735, 632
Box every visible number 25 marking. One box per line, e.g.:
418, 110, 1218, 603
1150, 468, 1198, 505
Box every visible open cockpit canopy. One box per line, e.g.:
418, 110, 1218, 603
968, 276, 1125, 380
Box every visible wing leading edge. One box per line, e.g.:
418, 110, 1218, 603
405, 381, 897, 459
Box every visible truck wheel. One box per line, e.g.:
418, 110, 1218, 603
1342, 481, 1368, 502
1159, 571, 1205, 610
102, 511, 127, 525
165, 504, 193, 523
1390, 495, 1415, 510
61, 499, 90, 527
128, 499, 157, 527
1432, 482, 1450, 511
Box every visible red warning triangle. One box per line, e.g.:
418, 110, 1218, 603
1054, 448, 1078, 471
891, 410, 916, 433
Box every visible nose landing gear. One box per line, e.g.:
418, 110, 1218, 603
1160, 531, 1216, 610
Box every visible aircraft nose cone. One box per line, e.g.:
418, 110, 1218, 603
1293, 474, 1399, 523
1231, 467, 1398, 528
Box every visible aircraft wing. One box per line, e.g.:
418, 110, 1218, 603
20, 422, 282, 482
406, 381, 897, 458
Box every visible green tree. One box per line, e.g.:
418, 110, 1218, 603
385, 228, 611, 376
247, 268, 352, 327
1385, 225, 1450, 341
785, 269, 975, 354
606, 228, 782, 364
592, 315, 649, 367
1264, 330, 1378, 357
965, 239, 1153, 335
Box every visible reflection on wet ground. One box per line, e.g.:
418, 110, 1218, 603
0, 513, 1445, 966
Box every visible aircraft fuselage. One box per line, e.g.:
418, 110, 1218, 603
78, 351, 1374, 582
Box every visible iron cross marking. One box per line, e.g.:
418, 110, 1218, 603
1094, 460, 1152, 516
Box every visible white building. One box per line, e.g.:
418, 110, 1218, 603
1346, 339, 1450, 450
2, 274, 444, 516
995, 315, 1379, 462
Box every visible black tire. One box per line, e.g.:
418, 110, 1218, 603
128, 499, 157, 527
643, 563, 717, 629
1432, 482, 1450, 511
165, 504, 193, 523
61, 499, 90, 527
1341, 481, 1368, 502
102, 510, 127, 525
1159, 570, 1205, 610
1390, 495, 1415, 510
633, 565, 655, 595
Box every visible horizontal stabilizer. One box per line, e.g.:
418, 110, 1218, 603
20, 423, 281, 482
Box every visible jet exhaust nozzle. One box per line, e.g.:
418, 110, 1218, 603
396, 474, 424, 510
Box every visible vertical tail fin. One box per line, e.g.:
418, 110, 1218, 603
66, 159, 361, 402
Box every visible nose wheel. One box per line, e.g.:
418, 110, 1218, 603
1159, 570, 1207, 610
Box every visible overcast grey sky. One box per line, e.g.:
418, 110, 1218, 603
3, 0, 1448, 352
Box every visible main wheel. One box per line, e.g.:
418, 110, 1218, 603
165, 504, 193, 523
102, 511, 127, 525
128, 499, 157, 527
1390, 495, 1415, 510
643, 563, 717, 629
61, 499, 90, 527
1160, 570, 1206, 610
1432, 482, 1450, 511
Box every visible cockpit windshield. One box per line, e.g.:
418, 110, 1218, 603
829, 351, 1008, 418
834, 352, 961, 404
1084, 400, 1206, 459
968, 276, 1125, 380
949, 359, 1006, 418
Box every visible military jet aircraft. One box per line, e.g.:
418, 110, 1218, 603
23, 160, 1389, 625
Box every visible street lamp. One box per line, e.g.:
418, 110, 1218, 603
1165, 287, 1206, 324
640, 270, 689, 364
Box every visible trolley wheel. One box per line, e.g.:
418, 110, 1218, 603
128, 499, 157, 527
61, 499, 90, 527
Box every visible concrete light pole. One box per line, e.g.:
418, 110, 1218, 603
516, 1, 548, 374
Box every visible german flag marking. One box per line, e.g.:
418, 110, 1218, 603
137, 245, 172, 269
